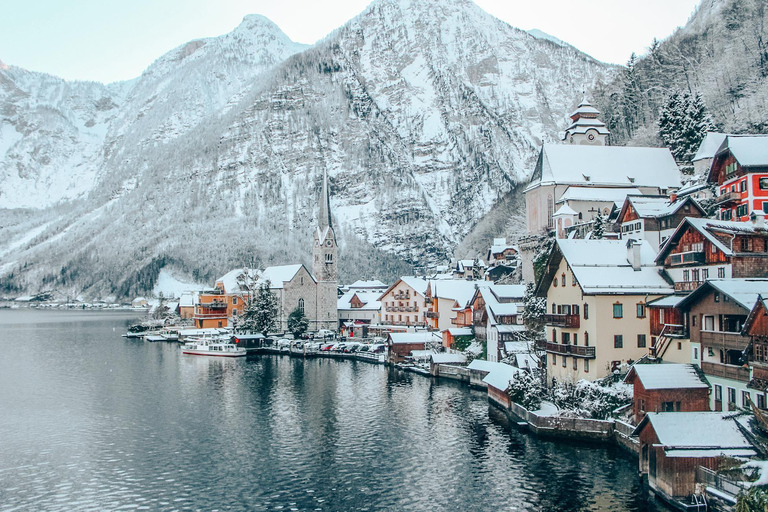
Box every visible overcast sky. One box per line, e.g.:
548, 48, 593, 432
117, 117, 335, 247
1, 0, 702, 84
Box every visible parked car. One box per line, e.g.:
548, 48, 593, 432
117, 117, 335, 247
344, 342, 362, 353
317, 329, 336, 339
321, 343, 335, 351
358, 345, 370, 352
369, 344, 385, 353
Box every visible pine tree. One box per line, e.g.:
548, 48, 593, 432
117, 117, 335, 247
522, 282, 547, 335
593, 211, 605, 239
241, 280, 279, 334
658, 90, 714, 170
287, 306, 309, 339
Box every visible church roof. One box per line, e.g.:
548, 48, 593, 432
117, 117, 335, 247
318, 168, 332, 230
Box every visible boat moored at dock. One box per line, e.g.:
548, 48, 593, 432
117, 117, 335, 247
181, 337, 246, 357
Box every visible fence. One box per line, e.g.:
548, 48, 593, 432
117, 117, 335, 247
507, 401, 615, 442
696, 466, 743, 502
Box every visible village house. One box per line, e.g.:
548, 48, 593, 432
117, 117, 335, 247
179, 292, 196, 319
428, 353, 468, 377
378, 277, 428, 328
470, 284, 526, 363
486, 238, 518, 268
337, 285, 384, 336
693, 132, 728, 176
624, 363, 710, 424
644, 294, 699, 365
655, 214, 768, 293
677, 279, 768, 412
441, 327, 473, 350
386, 331, 442, 364
424, 279, 481, 332
453, 259, 486, 280
744, 295, 768, 404
707, 134, 768, 221
634, 412, 756, 508
617, 194, 705, 253
193, 269, 252, 329
482, 363, 522, 409
536, 239, 674, 383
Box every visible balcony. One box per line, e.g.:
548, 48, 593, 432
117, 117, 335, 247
674, 281, 704, 292
701, 361, 750, 382
669, 251, 706, 266
393, 292, 411, 300
752, 362, 768, 382
545, 314, 580, 328
700, 330, 748, 351
545, 342, 596, 358
715, 190, 742, 206
425, 311, 439, 319
198, 301, 228, 309
193, 313, 229, 319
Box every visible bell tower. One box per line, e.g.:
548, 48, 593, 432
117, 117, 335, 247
313, 168, 338, 330
562, 97, 610, 146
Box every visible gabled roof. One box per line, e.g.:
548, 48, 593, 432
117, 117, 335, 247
337, 290, 382, 311
693, 132, 728, 162
526, 144, 681, 192
388, 332, 442, 345
553, 204, 577, 217
618, 195, 705, 224
378, 277, 429, 301
634, 412, 755, 456
537, 239, 673, 296
430, 353, 468, 364
715, 134, 768, 168
216, 268, 259, 294
348, 279, 387, 290
625, 363, 709, 390
558, 186, 642, 206
743, 295, 768, 336
677, 279, 768, 312
656, 217, 768, 264
430, 280, 483, 308
481, 362, 522, 391
260, 264, 308, 289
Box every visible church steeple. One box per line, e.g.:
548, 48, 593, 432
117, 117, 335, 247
318, 167, 332, 231
562, 96, 610, 146
312, 167, 338, 331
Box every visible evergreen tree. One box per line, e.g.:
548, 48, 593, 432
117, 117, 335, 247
522, 282, 547, 335
592, 211, 605, 239
241, 280, 279, 334
658, 90, 714, 169
287, 306, 309, 339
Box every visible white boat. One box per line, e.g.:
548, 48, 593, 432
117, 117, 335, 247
181, 337, 246, 357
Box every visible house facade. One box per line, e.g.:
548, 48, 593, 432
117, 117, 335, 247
378, 277, 428, 327
617, 195, 705, 253
536, 239, 673, 383
624, 364, 710, 424
707, 134, 768, 221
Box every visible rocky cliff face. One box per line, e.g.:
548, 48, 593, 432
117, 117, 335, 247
0, 0, 614, 298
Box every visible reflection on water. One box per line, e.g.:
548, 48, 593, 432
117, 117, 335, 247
0, 310, 659, 511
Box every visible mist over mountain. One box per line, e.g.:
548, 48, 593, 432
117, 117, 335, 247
0, 0, 613, 299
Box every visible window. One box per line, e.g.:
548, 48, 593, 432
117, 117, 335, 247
636, 303, 645, 318
584, 332, 589, 346
562, 332, 571, 344
562, 273, 566, 286
718, 267, 726, 278
584, 359, 589, 372
547, 195, 554, 229
572, 305, 580, 316
760, 177, 768, 190
741, 180, 747, 192
614, 335, 623, 348
325, 253, 333, 263
298, 298, 305, 313
692, 315, 697, 327
759, 394, 766, 410
692, 269, 700, 282
552, 304, 556, 314
552, 329, 557, 342
683, 270, 690, 282
637, 334, 646, 348
233, 297, 238, 305
715, 384, 722, 402
562, 355, 566, 367
741, 238, 753, 252
584, 303, 589, 320
742, 390, 751, 407
694, 347, 699, 360
613, 303, 623, 318
714, 292, 720, 303
728, 387, 736, 406
573, 333, 578, 345
764, 201, 768, 214
552, 354, 557, 365
702, 268, 709, 280
554, 277, 558, 287
573, 358, 578, 370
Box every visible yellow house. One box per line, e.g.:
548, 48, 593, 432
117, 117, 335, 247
536, 239, 674, 383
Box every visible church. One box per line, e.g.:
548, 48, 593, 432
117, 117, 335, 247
192, 169, 338, 332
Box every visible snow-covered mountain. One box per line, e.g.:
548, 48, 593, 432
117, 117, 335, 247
0, 0, 614, 298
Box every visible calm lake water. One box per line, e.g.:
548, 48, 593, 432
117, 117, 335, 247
0, 310, 661, 511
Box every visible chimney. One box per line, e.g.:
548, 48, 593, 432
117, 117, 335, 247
751, 210, 767, 229
669, 193, 678, 203
626, 239, 642, 271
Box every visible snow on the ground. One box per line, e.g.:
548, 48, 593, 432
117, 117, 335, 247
533, 401, 559, 417
152, 268, 206, 298
0, 221, 52, 258
743, 461, 768, 487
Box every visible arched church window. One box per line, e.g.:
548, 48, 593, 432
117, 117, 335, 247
325, 253, 333, 263
547, 195, 554, 229
298, 298, 305, 313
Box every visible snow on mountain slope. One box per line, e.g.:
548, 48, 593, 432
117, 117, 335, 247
0, 0, 615, 297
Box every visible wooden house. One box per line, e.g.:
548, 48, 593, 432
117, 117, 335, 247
378, 277, 428, 328
617, 195, 705, 253
624, 364, 710, 424
634, 412, 756, 507
743, 295, 768, 407
386, 332, 441, 364
707, 134, 768, 221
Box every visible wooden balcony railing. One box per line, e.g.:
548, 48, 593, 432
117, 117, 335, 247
545, 342, 595, 358
700, 330, 748, 351
675, 281, 704, 292
701, 361, 750, 382
198, 301, 227, 309
715, 190, 742, 206
545, 314, 580, 328
669, 251, 706, 266
425, 311, 439, 319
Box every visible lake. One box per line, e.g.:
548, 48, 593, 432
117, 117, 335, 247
0, 310, 660, 511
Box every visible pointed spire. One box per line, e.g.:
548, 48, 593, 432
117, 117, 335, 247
319, 167, 332, 230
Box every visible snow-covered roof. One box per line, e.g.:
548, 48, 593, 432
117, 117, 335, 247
348, 279, 387, 290
716, 134, 768, 167
706, 279, 768, 310
626, 363, 708, 390
456, 260, 487, 272
216, 268, 255, 294
337, 290, 382, 311
179, 292, 197, 307
693, 132, 728, 162
553, 204, 577, 217
638, 412, 755, 454
646, 295, 688, 308
527, 144, 681, 191
382, 277, 429, 299
504, 341, 530, 353
389, 332, 442, 344
482, 363, 522, 391
432, 280, 482, 307
558, 186, 642, 206
496, 324, 526, 333
570, 100, 601, 119
555, 239, 673, 295
515, 353, 538, 370
622, 195, 702, 220
430, 353, 467, 364
489, 240, 517, 255
467, 359, 502, 373
446, 327, 473, 336
259, 264, 306, 289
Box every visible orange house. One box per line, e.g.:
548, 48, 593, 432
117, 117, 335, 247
193, 269, 253, 329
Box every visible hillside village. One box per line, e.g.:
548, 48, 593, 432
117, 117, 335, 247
79, 98, 765, 510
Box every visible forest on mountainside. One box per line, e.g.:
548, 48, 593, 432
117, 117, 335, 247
592, 0, 768, 152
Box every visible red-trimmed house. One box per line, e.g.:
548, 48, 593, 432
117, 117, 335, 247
707, 134, 768, 221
